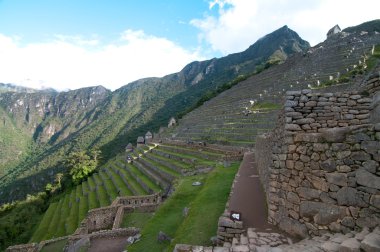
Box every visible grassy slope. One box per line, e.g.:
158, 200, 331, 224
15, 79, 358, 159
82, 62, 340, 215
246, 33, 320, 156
128, 162, 239, 252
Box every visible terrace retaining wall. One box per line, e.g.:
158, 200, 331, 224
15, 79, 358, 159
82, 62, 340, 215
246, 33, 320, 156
255, 73, 380, 238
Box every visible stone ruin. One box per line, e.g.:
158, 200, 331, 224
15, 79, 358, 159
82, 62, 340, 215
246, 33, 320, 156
168, 116, 177, 128
327, 25, 342, 38
175, 73, 380, 251
6, 193, 162, 252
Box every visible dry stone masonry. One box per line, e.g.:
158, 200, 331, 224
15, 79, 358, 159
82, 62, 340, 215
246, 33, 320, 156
258, 73, 380, 239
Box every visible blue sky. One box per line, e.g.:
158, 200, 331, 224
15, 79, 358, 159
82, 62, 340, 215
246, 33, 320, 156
0, 0, 379, 91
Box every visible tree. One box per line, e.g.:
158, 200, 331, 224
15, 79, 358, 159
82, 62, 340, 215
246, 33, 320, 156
55, 173, 64, 188
64, 150, 100, 184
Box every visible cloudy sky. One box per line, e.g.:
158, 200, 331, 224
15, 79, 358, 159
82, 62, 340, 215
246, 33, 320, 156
0, 0, 379, 91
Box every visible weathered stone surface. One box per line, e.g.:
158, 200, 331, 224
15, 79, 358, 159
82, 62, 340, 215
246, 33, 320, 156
351, 151, 371, 161
296, 118, 316, 125
278, 217, 308, 238
296, 187, 321, 200
361, 141, 380, 155
341, 216, 355, 228
285, 124, 302, 131
339, 238, 361, 252
231, 245, 249, 252
360, 233, 380, 252
285, 100, 299, 107
321, 241, 340, 252
300, 201, 345, 225
356, 169, 380, 189
336, 187, 366, 207
294, 133, 324, 143
363, 160, 379, 173
218, 217, 243, 229
213, 247, 230, 252
287, 192, 300, 204
320, 127, 350, 142
326, 173, 348, 187
321, 159, 337, 172
370, 195, 380, 209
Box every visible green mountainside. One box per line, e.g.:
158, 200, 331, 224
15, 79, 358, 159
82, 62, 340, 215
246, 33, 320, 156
0, 25, 309, 204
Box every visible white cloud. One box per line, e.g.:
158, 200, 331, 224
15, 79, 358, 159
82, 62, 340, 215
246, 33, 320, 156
0, 30, 204, 91
191, 0, 380, 55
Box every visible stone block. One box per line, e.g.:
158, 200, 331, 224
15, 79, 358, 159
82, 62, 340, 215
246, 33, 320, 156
321, 241, 340, 252
319, 127, 351, 142
336, 187, 366, 207
351, 151, 371, 161
339, 238, 361, 252
326, 173, 348, 187
360, 233, 380, 252
285, 124, 302, 131
299, 201, 346, 225
321, 159, 337, 172
313, 143, 329, 151
278, 217, 308, 238
356, 169, 380, 189
296, 118, 315, 125
296, 187, 321, 200
361, 141, 380, 155
370, 195, 380, 209
336, 150, 351, 159
341, 216, 355, 228
311, 177, 329, 192
294, 133, 324, 143
287, 191, 300, 204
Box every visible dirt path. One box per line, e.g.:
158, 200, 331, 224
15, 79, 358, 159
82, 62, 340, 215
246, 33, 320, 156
228, 152, 276, 231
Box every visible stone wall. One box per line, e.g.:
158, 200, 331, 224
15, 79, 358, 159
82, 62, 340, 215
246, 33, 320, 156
112, 193, 162, 207
5, 243, 39, 252
258, 74, 380, 238
86, 205, 120, 233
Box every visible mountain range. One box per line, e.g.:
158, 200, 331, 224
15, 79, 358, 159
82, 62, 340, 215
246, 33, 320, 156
0, 25, 310, 203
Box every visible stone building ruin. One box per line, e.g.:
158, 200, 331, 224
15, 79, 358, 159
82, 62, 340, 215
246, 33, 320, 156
168, 117, 176, 128
327, 24, 341, 38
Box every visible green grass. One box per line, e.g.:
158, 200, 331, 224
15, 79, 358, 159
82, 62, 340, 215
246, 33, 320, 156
87, 177, 96, 191
56, 193, 70, 236
114, 161, 148, 195
147, 152, 190, 170
169, 163, 239, 250
30, 202, 58, 242
66, 190, 79, 234
128, 162, 239, 252
96, 185, 110, 207
78, 195, 89, 225
88, 190, 99, 209
154, 148, 215, 166
126, 163, 161, 192
108, 165, 134, 196
121, 212, 154, 229
40, 238, 68, 252
99, 170, 118, 199
143, 157, 181, 177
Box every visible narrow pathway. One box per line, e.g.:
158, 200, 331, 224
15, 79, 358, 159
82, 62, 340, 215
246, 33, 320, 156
228, 152, 273, 230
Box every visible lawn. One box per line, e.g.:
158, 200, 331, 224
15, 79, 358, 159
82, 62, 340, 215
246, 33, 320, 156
127, 162, 239, 252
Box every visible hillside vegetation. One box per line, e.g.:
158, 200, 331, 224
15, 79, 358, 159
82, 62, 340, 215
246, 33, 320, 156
0, 25, 309, 204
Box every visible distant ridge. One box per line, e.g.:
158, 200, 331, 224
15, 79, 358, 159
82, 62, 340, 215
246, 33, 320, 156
343, 19, 380, 34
